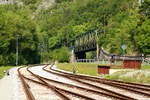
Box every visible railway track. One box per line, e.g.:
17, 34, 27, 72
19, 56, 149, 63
45, 65, 141, 99
48, 64, 150, 91
57, 69, 150, 91
49, 67, 150, 95
44, 63, 150, 99
48, 64, 150, 88
27, 66, 105, 100
18, 64, 150, 100
19, 65, 120, 100
17, 67, 35, 100
29, 65, 136, 100
18, 67, 70, 100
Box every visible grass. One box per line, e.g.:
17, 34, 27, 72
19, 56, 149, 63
104, 68, 150, 84
141, 65, 150, 70
57, 63, 99, 76
57, 63, 150, 75
0, 66, 14, 79
57, 63, 150, 84
104, 64, 150, 84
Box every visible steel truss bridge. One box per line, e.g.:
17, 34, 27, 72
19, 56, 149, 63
67, 29, 102, 59
68, 29, 102, 53
67, 29, 150, 61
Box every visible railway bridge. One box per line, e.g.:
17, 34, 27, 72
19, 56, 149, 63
68, 29, 102, 61
67, 29, 150, 63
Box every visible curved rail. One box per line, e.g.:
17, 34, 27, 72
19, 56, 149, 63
18, 64, 150, 100
27, 65, 97, 100
50, 63, 150, 89
43, 64, 136, 100
18, 66, 70, 100
46, 63, 150, 98
17, 67, 36, 100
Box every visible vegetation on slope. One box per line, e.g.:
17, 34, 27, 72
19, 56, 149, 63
0, 5, 39, 65
0, 0, 149, 65
36, 0, 150, 60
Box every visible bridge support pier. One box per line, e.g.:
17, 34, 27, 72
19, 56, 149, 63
75, 52, 86, 59
70, 49, 76, 63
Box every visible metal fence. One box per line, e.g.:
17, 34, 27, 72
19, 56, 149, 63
76, 47, 150, 66
76, 58, 150, 66
76, 59, 122, 65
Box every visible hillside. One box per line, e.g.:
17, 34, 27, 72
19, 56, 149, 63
0, 0, 149, 65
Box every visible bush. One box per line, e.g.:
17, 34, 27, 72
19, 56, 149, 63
52, 47, 70, 62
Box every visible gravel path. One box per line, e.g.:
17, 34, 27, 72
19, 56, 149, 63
0, 67, 26, 100
0, 75, 13, 100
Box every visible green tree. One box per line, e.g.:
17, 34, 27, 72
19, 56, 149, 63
0, 6, 39, 65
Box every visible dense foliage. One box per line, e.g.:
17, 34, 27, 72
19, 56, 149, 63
0, 0, 149, 65
0, 5, 39, 65
36, 0, 150, 55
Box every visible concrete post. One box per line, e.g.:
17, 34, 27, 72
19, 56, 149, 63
70, 48, 76, 63
96, 43, 100, 60
95, 30, 100, 60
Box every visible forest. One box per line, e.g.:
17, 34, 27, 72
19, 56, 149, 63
0, 0, 149, 65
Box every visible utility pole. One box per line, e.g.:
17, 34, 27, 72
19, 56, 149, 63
139, 0, 144, 6
16, 35, 19, 66
95, 30, 99, 60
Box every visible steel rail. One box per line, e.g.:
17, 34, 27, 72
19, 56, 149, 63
49, 64, 150, 97
43, 64, 136, 100
24, 76, 96, 100
77, 76, 150, 91
50, 63, 150, 89
29, 66, 130, 100
17, 67, 36, 100
27, 66, 96, 100
19, 66, 70, 100
27, 66, 71, 100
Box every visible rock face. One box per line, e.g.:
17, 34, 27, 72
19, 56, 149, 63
0, 0, 23, 5
37, 0, 55, 10
0, 0, 16, 5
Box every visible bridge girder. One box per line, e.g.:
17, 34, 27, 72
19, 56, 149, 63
70, 29, 101, 53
